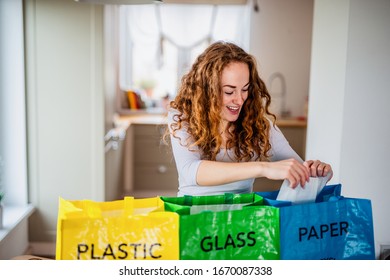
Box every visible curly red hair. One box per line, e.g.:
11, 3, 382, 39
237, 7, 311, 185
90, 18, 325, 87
168, 41, 275, 162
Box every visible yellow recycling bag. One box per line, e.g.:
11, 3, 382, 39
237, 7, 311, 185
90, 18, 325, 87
56, 196, 179, 260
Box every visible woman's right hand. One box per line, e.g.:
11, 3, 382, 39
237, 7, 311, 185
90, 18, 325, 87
262, 159, 310, 189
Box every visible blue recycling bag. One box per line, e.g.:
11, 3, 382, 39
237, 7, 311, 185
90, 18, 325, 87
256, 184, 375, 260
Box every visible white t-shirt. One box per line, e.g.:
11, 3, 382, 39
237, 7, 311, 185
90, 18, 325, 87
168, 109, 302, 196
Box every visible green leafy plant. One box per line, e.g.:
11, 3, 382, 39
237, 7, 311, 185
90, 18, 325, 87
138, 78, 157, 90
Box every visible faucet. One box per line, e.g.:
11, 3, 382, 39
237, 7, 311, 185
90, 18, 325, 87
268, 72, 290, 118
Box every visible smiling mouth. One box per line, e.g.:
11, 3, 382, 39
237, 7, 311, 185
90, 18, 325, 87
227, 106, 240, 114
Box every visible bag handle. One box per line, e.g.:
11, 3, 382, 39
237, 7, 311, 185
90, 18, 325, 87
60, 197, 136, 218
123, 196, 135, 216
182, 193, 263, 206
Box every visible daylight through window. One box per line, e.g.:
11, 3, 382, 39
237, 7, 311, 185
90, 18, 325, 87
119, 3, 251, 112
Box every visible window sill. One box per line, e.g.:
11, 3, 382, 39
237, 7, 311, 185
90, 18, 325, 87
0, 204, 35, 243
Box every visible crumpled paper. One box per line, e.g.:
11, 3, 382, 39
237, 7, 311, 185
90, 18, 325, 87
276, 173, 332, 204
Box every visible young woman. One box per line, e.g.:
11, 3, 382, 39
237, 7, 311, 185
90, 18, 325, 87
166, 41, 332, 196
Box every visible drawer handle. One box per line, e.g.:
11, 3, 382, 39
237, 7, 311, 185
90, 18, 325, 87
157, 165, 168, 174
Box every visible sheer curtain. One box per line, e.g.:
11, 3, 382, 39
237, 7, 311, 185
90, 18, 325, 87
0, 0, 28, 206
119, 3, 251, 102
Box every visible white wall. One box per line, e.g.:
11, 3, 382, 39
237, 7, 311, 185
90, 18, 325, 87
25, 0, 105, 242
307, 0, 390, 258
306, 0, 349, 184
250, 0, 314, 118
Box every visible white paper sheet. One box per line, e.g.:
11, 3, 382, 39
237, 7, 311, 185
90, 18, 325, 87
276, 173, 332, 204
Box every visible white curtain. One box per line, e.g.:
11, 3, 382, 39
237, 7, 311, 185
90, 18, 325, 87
120, 3, 251, 98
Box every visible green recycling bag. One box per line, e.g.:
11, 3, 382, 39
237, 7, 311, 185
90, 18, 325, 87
161, 193, 280, 260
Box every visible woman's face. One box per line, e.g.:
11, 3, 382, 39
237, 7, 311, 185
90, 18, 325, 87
220, 62, 249, 126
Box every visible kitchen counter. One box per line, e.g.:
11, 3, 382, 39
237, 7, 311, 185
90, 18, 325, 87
118, 114, 168, 126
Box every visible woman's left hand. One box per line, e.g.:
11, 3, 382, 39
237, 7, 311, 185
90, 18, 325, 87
304, 160, 333, 181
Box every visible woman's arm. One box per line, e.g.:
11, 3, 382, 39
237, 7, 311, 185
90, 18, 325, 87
268, 123, 333, 182
197, 159, 310, 188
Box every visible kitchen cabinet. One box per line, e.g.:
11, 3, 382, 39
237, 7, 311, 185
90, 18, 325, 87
132, 123, 178, 198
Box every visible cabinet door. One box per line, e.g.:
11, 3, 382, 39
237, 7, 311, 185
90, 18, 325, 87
133, 124, 178, 197
133, 124, 173, 164
280, 126, 307, 160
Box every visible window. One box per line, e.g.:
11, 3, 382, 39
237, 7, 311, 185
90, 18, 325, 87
0, 0, 32, 246
0, 0, 28, 207
118, 2, 251, 112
